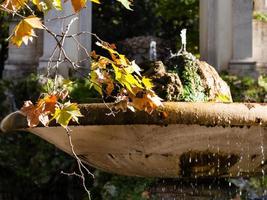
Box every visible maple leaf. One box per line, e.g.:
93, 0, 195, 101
21, 101, 42, 127
96, 41, 130, 67
71, 0, 100, 13
51, 102, 83, 128
116, 0, 133, 10
37, 94, 58, 114
103, 74, 114, 95
1, 0, 28, 12
11, 16, 44, 47
129, 90, 163, 114
142, 77, 154, 90
90, 69, 103, 95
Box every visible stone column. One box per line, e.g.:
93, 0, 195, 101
229, 0, 257, 76
199, 0, 233, 72
2, 18, 43, 79
38, 1, 92, 77
200, 0, 257, 76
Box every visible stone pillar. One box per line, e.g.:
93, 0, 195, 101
254, 0, 267, 12
200, 0, 257, 76
2, 18, 43, 79
229, 0, 257, 76
38, 1, 92, 77
199, 0, 233, 72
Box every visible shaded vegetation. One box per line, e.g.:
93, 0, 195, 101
0, 12, 9, 77
92, 0, 199, 53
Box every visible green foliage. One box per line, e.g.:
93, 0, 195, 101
253, 11, 267, 23
91, 171, 155, 200
92, 0, 199, 53
168, 52, 206, 102
68, 79, 102, 103
221, 73, 267, 102
0, 75, 155, 199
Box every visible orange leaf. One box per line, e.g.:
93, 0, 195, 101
129, 90, 163, 114
21, 101, 42, 127
1, 0, 28, 12
38, 95, 58, 114
71, 0, 86, 12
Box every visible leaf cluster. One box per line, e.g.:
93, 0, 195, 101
90, 41, 163, 113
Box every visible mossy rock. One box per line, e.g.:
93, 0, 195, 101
142, 51, 232, 102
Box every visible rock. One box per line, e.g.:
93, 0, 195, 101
197, 60, 233, 102
142, 61, 183, 101
166, 51, 233, 102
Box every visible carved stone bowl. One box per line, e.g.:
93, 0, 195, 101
1, 102, 267, 178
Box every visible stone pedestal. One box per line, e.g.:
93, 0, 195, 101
2, 19, 43, 79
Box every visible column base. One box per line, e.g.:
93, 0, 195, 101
2, 63, 37, 80
229, 59, 258, 78
38, 59, 70, 78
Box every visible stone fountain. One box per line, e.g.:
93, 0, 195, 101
1, 31, 267, 199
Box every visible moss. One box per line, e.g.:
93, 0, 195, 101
167, 52, 207, 102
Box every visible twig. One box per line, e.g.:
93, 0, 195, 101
45, 13, 77, 22
65, 127, 94, 200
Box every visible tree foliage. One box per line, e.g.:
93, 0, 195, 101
92, 0, 199, 53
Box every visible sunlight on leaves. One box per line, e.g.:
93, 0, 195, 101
71, 0, 100, 13
11, 16, 43, 47
51, 102, 83, 128
116, 0, 133, 10
1, 0, 28, 12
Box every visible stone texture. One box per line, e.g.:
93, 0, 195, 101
142, 61, 183, 101
197, 61, 233, 101
166, 51, 232, 102
253, 19, 267, 71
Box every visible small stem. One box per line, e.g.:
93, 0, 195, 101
65, 127, 94, 200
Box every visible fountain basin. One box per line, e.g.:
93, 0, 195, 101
1, 102, 267, 178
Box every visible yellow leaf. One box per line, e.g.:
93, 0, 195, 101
24, 15, 44, 29
1, 0, 28, 12
52, 0, 62, 10
32, 0, 61, 11
11, 16, 43, 47
51, 102, 83, 128
213, 93, 231, 103
116, 0, 133, 10
142, 77, 154, 90
90, 70, 103, 95
90, 0, 100, 3
96, 41, 130, 67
